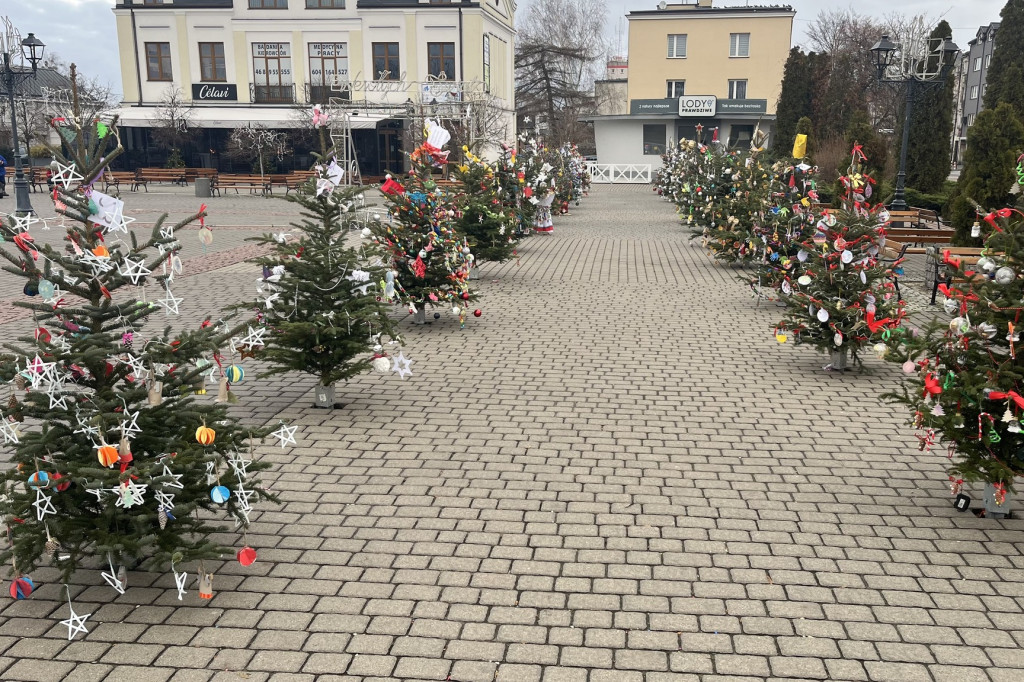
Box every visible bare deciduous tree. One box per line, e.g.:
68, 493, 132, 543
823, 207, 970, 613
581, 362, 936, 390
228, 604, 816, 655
150, 86, 196, 151
515, 0, 606, 145
228, 123, 287, 179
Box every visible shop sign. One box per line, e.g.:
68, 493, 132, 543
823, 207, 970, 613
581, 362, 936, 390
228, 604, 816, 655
192, 84, 238, 101
678, 96, 716, 117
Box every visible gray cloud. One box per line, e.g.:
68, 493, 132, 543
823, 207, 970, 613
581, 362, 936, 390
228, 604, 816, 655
5, 0, 121, 94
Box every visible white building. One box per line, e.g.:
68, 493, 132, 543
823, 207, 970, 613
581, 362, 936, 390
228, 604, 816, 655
111, 0, 515, 174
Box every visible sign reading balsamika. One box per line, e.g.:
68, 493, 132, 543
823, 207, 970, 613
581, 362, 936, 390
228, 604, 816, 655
678, 95, 716, 117
192, 84, 238, 101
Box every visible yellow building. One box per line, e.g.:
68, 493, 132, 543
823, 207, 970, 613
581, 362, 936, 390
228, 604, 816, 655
590, 1, 794, 170
111, 0, 515, 174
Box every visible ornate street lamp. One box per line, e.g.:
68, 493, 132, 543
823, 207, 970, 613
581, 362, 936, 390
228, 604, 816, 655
2, 23, 45, 215
870, 32, 959, 211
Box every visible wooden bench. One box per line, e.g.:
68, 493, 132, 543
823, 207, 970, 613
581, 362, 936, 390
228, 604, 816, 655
887, 209, 921, 228
102, 171, 143, 194
914, 207, 948, 229
212, 174, 271, 196
182, 168, 217, 183
136, 168, 187, 186
928, 246, 996, 304
26, 167, 50, 192
284, 171, 317, 194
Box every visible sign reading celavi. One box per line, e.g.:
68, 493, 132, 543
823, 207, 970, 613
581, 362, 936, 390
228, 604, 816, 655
192, 84, 238, 101
678, 96, 716, 117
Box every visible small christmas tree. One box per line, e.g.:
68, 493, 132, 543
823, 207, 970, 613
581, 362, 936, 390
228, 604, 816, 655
246, 110, 398, 408
370, 120, 476, 325
884, 200, 1024, 509
452, 146, 516, 265
752, 160, 822, 297
0, 74, 274, 586
775, 146, 906, 369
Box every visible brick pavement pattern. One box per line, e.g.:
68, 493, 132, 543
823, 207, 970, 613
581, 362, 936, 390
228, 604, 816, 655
0, 185, 1022, 681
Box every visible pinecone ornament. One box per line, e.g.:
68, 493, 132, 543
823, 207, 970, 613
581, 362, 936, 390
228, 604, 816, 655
158, 507, 168, 530
122, 332, 134, 350
45, 537, 60, 557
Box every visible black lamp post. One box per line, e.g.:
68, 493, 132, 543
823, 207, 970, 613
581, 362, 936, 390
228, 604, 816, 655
2, 31, 45, 215
870, 33, 959, 212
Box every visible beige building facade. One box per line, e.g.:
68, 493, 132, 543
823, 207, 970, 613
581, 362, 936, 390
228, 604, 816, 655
589, 1, 794, 169
111, 0, 515, 173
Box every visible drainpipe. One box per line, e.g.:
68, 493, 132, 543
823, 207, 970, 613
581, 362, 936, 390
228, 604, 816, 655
129, 1, 143, 106
458, 3, 464, 82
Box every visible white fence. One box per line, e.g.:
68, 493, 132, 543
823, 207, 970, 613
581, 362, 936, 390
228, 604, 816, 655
589, 164, 652, 184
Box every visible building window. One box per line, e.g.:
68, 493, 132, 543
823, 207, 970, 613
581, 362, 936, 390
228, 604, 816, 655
729, 124, 754, 148
252, 42, 293, 103
667, 34, 687, 59
968, 113, 976, 127
372, 42, 400, 80
974, 56, 982, 71
730, 33, 750, 58
728, 79, 747, 99
308, 43, 348, 103
985, 54, 991, 68
970, 85, 979, 99
199, 42, 226, 82
306, 0, 344, 6
666, 80, 685, 98
643, 124, 666, 155
427, 42, 456, 79
145, 42, 172, 81
249, 0, 288, 7
982, 83, 987, 96
483, 35, 491, 93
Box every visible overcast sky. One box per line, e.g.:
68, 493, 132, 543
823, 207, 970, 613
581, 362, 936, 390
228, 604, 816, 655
1, 0, 1009, 100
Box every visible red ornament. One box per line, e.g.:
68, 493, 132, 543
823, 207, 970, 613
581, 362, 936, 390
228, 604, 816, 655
51, 472, 70, 492
461, 292, 470, 300
9, 576, 33, 600
237, 546, 257, 566
473, 309, 482, 317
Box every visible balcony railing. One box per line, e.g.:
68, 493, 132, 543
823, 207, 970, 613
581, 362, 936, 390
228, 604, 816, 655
250, 83, 295, 104
305, 83, 350, 104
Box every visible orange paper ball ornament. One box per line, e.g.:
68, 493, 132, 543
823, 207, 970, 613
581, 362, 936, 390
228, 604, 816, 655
97, 445, 119, 467
195, 425, 216, 445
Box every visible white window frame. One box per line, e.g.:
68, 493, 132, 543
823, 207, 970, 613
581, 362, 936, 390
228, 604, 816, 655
667, 34, 687, 59
666, 80, 685, 98
970, 85, 979, 99
985, 54, 991, 68
728, 79, 747, 99
730, 33, 750, 58
974, 56, 982, 71
968, 113, 976, 126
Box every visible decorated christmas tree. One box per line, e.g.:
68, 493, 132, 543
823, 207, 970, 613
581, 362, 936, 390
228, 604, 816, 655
774, 146, 906, 370
452, 146, 517, 264
752, 160, 822, 297
498, 141, 534, 239
246, 111, 398, 408
0, 77, 275, 593
369, 120, 476, 326
884, 201, 1024, 512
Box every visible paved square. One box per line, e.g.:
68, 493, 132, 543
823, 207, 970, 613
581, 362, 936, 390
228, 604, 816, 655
0, 184, 1021, 681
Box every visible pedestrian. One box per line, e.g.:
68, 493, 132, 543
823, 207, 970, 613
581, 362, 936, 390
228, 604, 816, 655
0, 155, 7, 198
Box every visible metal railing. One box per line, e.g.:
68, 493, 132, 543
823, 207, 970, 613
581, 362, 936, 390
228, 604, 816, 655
305, 83, 349, 104
589, 164, 652, 184
250, 83, 295, 104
